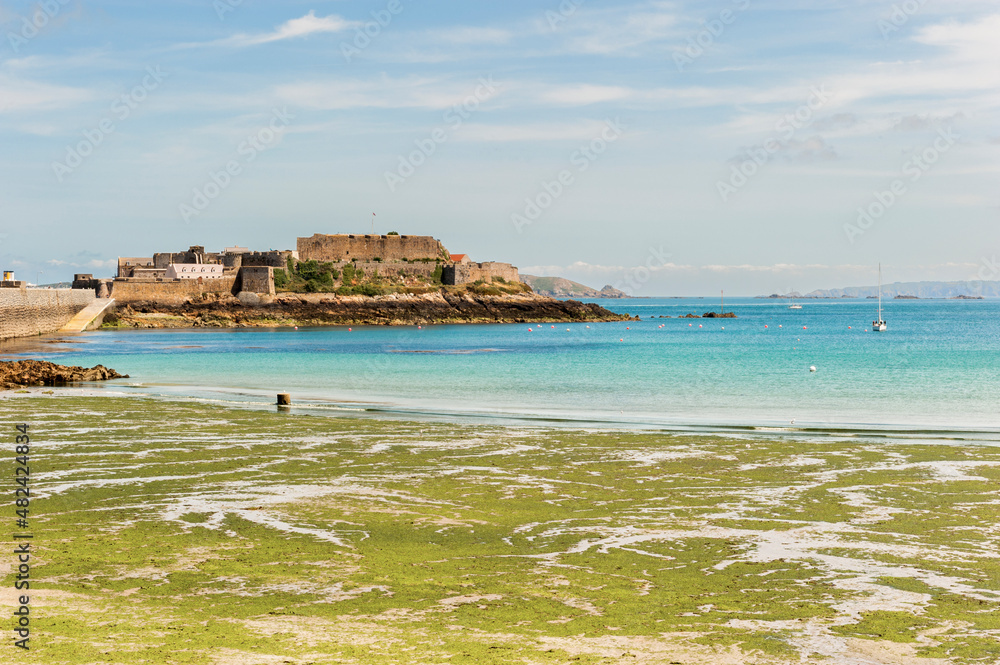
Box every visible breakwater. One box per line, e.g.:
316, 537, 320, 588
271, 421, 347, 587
0, 288, 96, 341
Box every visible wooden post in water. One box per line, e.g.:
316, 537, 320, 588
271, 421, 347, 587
721, 290, 724, 316
277, 393, 291, 406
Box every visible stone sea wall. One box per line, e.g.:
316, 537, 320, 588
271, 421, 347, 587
111, 275, 238, 305
0, 287, 96, 341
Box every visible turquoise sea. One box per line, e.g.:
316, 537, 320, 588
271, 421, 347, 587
18, 297, 1000, 437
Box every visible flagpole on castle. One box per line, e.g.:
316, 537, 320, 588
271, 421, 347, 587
371, 212, 375, 235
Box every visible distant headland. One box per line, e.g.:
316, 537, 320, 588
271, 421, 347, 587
521, 275, 629, 299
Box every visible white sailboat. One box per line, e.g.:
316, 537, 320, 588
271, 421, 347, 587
872, 264, 887, 332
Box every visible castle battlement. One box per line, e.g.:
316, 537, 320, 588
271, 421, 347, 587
297, 234, 447, 263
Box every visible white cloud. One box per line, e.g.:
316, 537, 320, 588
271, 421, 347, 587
524, 261, 694, 276
0, 75, 94, 112
542, 4, 679, 55
455, 120, 621, 142
273, 76, 499, 111
430, 26, 512, 45
914, 12, 1000, 63
539, 84, 632, 106
180, 11, 358, 49
46, 258, 115, 269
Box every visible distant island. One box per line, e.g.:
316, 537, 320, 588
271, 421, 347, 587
761, 280, 999, 300
522, 275, 629, 299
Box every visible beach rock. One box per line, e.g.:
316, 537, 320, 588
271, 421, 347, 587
1, 360, 128, 390
702, 311, 737, 318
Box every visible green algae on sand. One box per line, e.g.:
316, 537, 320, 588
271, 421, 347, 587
3, 395, 1000, 664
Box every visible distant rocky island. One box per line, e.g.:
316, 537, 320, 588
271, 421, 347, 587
521, 275, 629, 299
762, 280, 999, 300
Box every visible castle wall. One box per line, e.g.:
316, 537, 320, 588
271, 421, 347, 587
72, 275, 114, 298
0, 287, 97, 341
153, 247, 223, 269
297, 234, 446, 262
238, 267, 276, 296
110, 275, 238, 305
118, 257, 154, 278
442, 262, 519, 285
326, 261, 442, 281
241, 251, 293, 268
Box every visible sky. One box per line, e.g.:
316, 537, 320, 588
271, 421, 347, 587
0, 0, 997, 295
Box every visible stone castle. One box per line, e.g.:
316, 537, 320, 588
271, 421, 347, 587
297, 234, 519, 286
75, 234, 519, 303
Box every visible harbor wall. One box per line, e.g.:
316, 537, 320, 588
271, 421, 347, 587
0, 287, 97, 340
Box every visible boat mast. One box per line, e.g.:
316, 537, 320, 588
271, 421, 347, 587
877, 263, 882, 321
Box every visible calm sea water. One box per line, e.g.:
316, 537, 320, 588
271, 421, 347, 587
20, 297, 1000, 436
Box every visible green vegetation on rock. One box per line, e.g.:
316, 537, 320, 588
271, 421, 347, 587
4, 395, 1000, 663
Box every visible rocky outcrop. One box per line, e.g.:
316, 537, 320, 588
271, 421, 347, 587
702, 311, 737, 318
1, 360, 128, 390
107, 291, 632, 329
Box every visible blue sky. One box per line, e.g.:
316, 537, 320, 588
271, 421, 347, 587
0, 0, 997, 295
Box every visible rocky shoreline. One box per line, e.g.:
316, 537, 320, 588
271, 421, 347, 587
106, 291, 634, 329
1, 360, 128, 390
